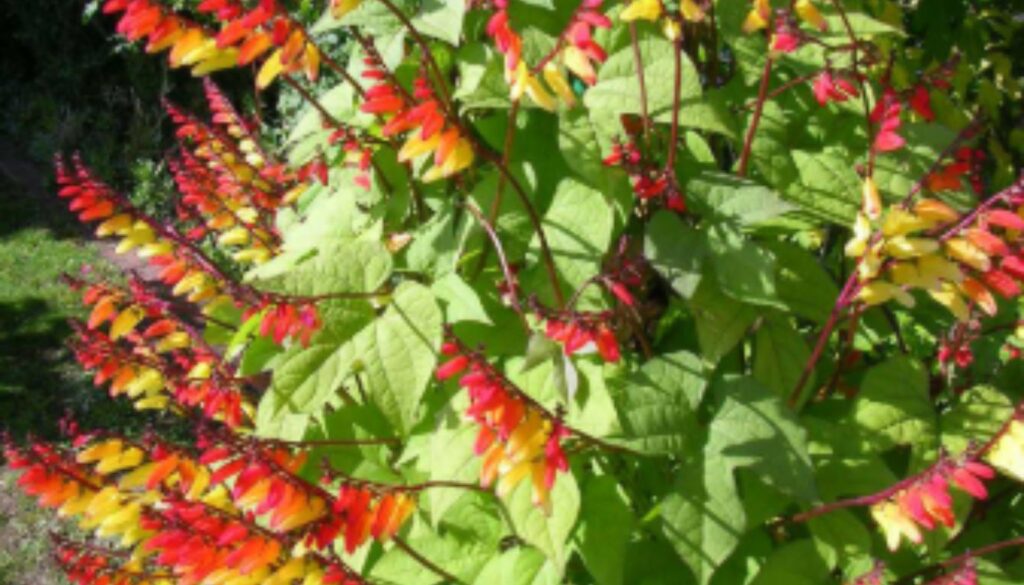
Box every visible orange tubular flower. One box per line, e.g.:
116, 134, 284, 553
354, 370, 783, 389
870, 457, 994, 551
359, 51, 474, 183
55, 155, 240, 316
436, 338, 571, 511
488, 0, 609, 109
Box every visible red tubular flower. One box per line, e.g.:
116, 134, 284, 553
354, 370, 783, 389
870, 88, 905, 153
539, 305, 621, 364
437, 337, 572, 510
871, 456, 994, 550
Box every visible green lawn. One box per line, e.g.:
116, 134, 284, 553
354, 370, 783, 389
0, 178, 138, 440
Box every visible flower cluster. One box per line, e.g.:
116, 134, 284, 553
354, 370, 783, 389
742, 0, 827, 42
869, 457, 994, 550
603, 138, 685, 212
487, 0, 610, 109
244, 299, 322, 347
102, 0, 240, 77
54, 537, 171, 585
927, 147, 987, 195
871, 88, 906, 154
436, 339, 570, 510
538, 307, 621, 363
6, 431, 386, 585
55, 155, 236, 315
66, 275, 254, 427
813, 70, 861, 106
196, 0, 322, 89
359, 49, 474, 182
331, 485, 416, 553
847, 177, 1024, 322
620, 0, 707, 40
102, 0, 321, 89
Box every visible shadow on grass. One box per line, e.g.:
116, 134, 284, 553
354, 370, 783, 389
0, 298, 137, 441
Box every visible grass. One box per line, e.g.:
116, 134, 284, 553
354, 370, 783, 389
0, 176, 139, 440
0, 173, 137, 584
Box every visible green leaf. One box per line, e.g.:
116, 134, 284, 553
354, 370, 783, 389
577, 475, 633, 585
787, 150, 862, 224
411, 0, 467, 46
708, 376, 817, 503
662, 377, 816, 584
506, 470, 580, 572
689, 280, 758, 366
524, 178, 614, 306
251, 239, 392, 296
257, 283, 441, 435
748, 540, 830, 585
753, 315, 813, 399
431, 273, 492, 325
608, 351, 707, 456
584, 34, 735, 143
760, 241, 839, 324
941, 385, 1014, 455
707, 224, 780, 307
853, 357, 937, 452
472, 548, 561, 585
427, 422, 480, 525
645, 211, 708, 299
370, 503, 499, 584
807, 510, 872, 570
686, 173, 795, 226
661, 453, 745, 585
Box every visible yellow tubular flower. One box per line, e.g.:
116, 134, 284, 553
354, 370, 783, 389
543, 64, 576, 107
945, 237, 992, 272
422, 139, 474, 183
862, 176, 882, 220
882, 208, 933, 237
179, 39, 220, 67
398, 132, 442, 162
331, 0, 362, 19
845, 212, 872, 258
794, 0, 828, 31
78, 440, 123, 464
115, 224, 156, 254
680, 0, 705, 22
155, 331, 191, 353
191, 49, 239, 76
138, 240, 174, 258
95, 448, 144, 475
871, 501, 922, 551
889, 262, 926, 289
525, 72, 558, 112
857, 280, 915, 308
662, 18, 682, 41
96, 213, 133, 237
563, 46, 597, 85
741, 0, 771, 33
883, 236, 939, 259
914, 198, 960, 224
917, 254, 963, 284
110, 307, 145, 340
857, 245, 884, 281
257, 49, 285, 90
218, 226, 251, 247
928, 282, 969, 322
497, 460, 534, 498
620, 0, 663, 22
